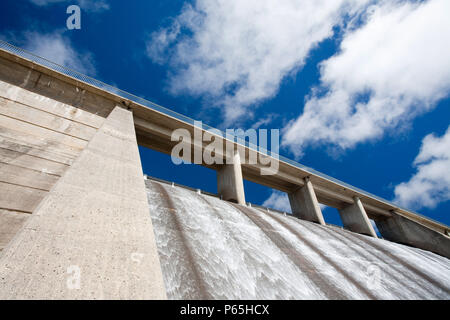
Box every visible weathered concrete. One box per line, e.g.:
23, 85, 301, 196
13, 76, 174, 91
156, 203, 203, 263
0, 56, 116, 119
0, 96, 97, 141
0, 106, 167, 299
0, 83, 96, 244
0, 210, 29, 251
0, 127, 79, 165
0, 80, 105, 128
0, 114, 87, 150
217, 151, 246, 205
339, 197, 378, 238
376, 212, 450, 259
0, 181, 47, 213
0, 147, 69, 176
0, 162, 59, 191
288, 177, 325, 225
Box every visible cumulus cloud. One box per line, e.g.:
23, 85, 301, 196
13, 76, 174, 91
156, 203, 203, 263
1, 30, 96, 75
394, 126, 450, 210
30, 0, 63, 5
24, 31, 96, 75
251, 114, 278, 130
262, 191, 291, 213
146, 0, 371, 124
283, 0, 450, 156
30, 0, 110, 12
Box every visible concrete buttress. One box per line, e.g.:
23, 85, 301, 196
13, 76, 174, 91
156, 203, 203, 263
339, 197, 378, 238
288, 177, 325, 225
217, 151, 246, 205
0, 106, 167, 299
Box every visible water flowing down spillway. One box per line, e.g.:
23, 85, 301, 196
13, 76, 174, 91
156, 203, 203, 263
145, 180, 450, 300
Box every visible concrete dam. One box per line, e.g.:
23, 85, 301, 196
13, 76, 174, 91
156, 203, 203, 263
0, 40, 449, 299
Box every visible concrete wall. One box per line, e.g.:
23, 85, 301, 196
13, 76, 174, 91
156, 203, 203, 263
0, 106, 166, 299
0, 55, 166, 298
288, 178, 325, 225
339, 197, 378, 238
0, 80, 104, 251
376, 212, 450, 259
217, 151, 246, 205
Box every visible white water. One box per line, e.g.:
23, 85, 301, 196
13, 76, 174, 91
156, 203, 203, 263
146, 180, 450, 300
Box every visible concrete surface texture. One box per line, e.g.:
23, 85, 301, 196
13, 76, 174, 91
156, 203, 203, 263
146, 180, 450, 300
0, 79, 103, 251
288, 178, 326, 225
377, 212, 450, 259
0, 106, 166, 299
339, 197, 378, 238
217, 151, 246, 205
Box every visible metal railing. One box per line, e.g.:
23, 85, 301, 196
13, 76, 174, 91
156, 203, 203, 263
0, 39, 444, 227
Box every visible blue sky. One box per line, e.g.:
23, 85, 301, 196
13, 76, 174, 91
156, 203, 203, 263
1, 0, 449, 227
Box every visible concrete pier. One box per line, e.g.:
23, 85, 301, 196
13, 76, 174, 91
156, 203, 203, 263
376, 212, 450, 258
0, 106, 167, 299
339, 197, 378, 237
288, 177, 325, 225
217, 151, 246, 205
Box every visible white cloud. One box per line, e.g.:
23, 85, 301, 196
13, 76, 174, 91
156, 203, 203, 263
394, 126, 450, 210
283, 0, 450, 156
146, 0, 371, 124
262, 191, 291, 213
21, 31, 96, 75
262, 190, 328, 213
30, 0, 110, 12
1, 29, 96, 75
30, 0, 63, 5
251, 114, 278, 130
146, 20, 180, 65
77, 0, 109, 12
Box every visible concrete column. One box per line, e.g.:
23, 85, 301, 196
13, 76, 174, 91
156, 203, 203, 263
217, 151, 246, 205
288, 177, 325, 225
0, 106, 167, 299
376, 212, 450, 259
339, 197, 378, 238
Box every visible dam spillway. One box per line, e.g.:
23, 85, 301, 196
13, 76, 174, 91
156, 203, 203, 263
146, 179, 450, 300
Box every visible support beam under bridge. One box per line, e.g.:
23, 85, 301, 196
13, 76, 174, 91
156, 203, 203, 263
339, 197, 378, 238
217, 151, 246, 205
288, 177, 325, 225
